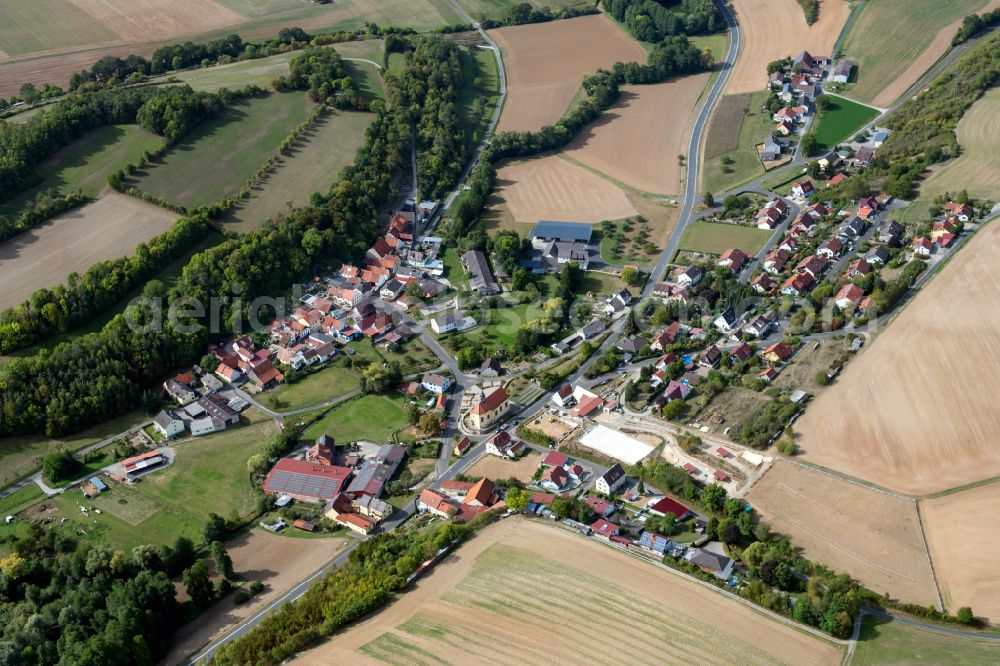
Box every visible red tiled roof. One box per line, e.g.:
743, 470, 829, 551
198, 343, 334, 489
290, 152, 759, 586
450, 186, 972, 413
472, 387, 508, 414
648, 496, 690, 517
543, 450, 568, 467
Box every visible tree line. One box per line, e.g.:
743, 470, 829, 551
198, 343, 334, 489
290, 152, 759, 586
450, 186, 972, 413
477, 2, 600, 29
952, 7, 1000, 45
604, 0, 725, 42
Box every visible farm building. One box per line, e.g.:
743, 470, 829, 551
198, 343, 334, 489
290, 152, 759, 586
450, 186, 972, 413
263, 458, 352, 503
462, 250, 500, 296
121, 450, 167, 477
579, 425, 653, 465
529, 221, 594, 246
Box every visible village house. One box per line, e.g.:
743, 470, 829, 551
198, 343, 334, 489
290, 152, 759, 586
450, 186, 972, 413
306, 435, 336, 466
762, 248, 790, 274
844, 258, 872, 279
835, 284, 865, 312
421, 373, 452, 394
781, 272, 813, 296
699, 345, 722, 368
718, 248, 748, 273
944, 202, 973, 221
816, 237, 844, 259
713, 307, 738, 332
479, 357, 502, 377
551, 384, 576, 408
677, 265, 703, 286
595, 463, 627, 495
795, 255, 827, 279
745, 311, 778, 338
685, 548, 735, 579
647, 496, 691, 520
153, 410, 185, 439
912, 236, 935, 257
866, 246, 890, 265
163, 378, 197, 405
604, 288, 633, 316
431, 310, 474, 335
763, 342, 794, 364
878, 219, 903, 246
831, 58, 854, 83
750, 273, 777, 295
540, 465, 569, 492
585, 496, 615, 518
791, 180, 815, 198
453, 436, 472, 457
590, 518, 620, 541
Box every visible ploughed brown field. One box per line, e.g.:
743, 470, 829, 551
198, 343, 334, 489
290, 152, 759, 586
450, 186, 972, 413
921, 482, 1000, 622
0, 191, 177, 311
563, 74, 711, 195
726, 0, 848, 95
746, 461, 940, 607
489, 14, 647, 132
494, 154, 638, 223
796, 221, 1000, 495
292, 518, 844, 665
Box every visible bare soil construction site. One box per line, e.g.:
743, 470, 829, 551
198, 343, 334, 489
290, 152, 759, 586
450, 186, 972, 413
489, 14, 647, 132
726, 0, 848, 95
796, 221, 1000, 496
746, 462, 940, 607
563, 75, 710, 195
0, 192, 177, 311
292, 518, 844, 665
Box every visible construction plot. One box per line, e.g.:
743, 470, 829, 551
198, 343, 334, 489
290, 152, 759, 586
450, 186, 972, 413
564, 75, 710, 195
746, 461, 940, 607
292, 518, 844, 665
578, 424, 653, 465
922, 481, 1000, 622
490, 14, 646, 132
796, 221, 1000, 495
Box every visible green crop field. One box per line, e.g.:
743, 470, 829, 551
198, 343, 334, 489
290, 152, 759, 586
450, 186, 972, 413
702, 91, 774, 194
133, 92, 315, 209
222, 109, 373, 231
256, 360, 362, 411
305, 394, 410, 443
0, 124, 163, 218
0, 410, 147, 488
0, 483, 44, 518
0, 0, 117, 55
811, 95, 879, 150
853, 615, 1000, 665
678, 221, 772, 255
840, 0, 989, 105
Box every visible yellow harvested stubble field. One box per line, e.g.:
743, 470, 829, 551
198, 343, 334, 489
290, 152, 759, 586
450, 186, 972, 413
494, 154, 638, 223
292, 518, 844, 665
796, 221, 1000, 495
564, 74, 711, 195
746, 462, 940, 607
922, 482, 1000, 622
0, 192, 177, 311
490, 14, 647, 132
726, 0, 848, 95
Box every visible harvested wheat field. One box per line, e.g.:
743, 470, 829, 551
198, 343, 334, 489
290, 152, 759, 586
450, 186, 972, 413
564, 75, 710, 194
841, 0, 1000, 107
747, 462, 939, 607
495, 155, 637, 223
293, 518, 843, 665
164, 529, 349, 664
464, 452, 541, 484
922, 482, 1000, 622
71, 0, 242, 43
796, 221, 1000, 496
727, 0, 848, 95
915, 86, 1000, 200
0, 192, 177, 311
490, 14, 646, 132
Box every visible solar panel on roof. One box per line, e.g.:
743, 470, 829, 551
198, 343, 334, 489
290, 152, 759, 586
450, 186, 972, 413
265, 470, 344, 498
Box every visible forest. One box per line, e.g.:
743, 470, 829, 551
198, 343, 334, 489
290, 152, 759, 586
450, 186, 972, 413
604, 0, 725, 42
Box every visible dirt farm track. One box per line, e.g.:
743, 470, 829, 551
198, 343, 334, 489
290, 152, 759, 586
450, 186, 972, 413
292, 518, 843, 665
726, 0, 848, 95
746, 462, 940, 607
0, 192, 177, 312
490, 14, 647, 133
796, 220, 1000, 495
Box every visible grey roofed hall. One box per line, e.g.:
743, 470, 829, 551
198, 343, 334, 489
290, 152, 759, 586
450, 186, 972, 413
530, 221, 593, 243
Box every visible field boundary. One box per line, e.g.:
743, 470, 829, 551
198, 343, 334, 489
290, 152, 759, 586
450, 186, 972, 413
914, 500, 947, 611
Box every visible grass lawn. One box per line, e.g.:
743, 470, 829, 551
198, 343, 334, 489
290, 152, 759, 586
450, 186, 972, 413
690, 32, 730, 64
442, 246, 470, 289
170, 53, 298, 92
853, 615, 1000, 664
812, 95, 880, 150
139, 420, 278, 523
221, 109, 373, 232
132, 92, 315, 209
702, 91, 773, 193
476, 302, 550, 347
304, 394, 411, 443
678, 221, 772, 256
332, 38, 385, 64
387, 52, 407, 77
0, 483, 44, 517
343, 60, 386, 100
580, 270, 627, 295
0, 124, 163, 217
256, 361, 361, 411
0, 410, 147, 488
457, 45, 501, 151
380, 338, 441, 374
